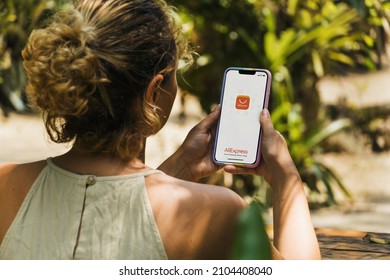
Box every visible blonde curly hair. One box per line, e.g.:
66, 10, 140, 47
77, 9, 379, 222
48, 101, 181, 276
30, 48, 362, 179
22, 0, 190, 162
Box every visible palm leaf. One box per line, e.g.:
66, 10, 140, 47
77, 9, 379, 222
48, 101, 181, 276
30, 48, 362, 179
317, 162, 353, 199
311, 163, 336, 205
305, 118, 352, 149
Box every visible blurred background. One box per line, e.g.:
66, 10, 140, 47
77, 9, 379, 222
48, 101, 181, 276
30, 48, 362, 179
1, 0, 390, 233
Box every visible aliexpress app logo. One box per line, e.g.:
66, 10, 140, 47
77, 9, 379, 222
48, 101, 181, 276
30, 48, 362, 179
235, 95, 250, 110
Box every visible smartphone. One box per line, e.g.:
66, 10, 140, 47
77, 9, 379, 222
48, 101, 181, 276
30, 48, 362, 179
213, 67, 271, 167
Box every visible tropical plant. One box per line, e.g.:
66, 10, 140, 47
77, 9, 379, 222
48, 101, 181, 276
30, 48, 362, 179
253, 0, 383, 128
272, 102, 353, 205
343, 0, 390, 67
172, 0, 389, 206
0, 0, 71, 115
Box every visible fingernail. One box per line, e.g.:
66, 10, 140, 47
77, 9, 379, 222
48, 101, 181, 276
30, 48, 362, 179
212, 104, 220, 112
261, 109, 270, 119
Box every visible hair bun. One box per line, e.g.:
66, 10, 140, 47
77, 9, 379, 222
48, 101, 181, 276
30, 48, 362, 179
22, 9, 103, 116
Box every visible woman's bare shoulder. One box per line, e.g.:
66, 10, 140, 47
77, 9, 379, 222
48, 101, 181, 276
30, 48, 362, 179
146, 173, 247, 259
147, 172, 246, 211
0, 161, 47, 244
0, 163, 18, 175
0, 161, 47, 191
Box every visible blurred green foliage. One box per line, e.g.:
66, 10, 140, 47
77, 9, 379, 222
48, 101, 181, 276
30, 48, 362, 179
173, 0, 389, 115
231, 201, 272, 260
0, 0, 70, 114
172, 0, 389, 206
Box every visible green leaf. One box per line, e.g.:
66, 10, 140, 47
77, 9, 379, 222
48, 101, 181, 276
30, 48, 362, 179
298, 9, 313, 28
264, 32, 278, 63
230, 202, 272, 260
271, 101, 292, 123
278, 29, 297, 58
263, 7, 276, 33
287, 0, 299, 16
318, 163, 353, 199
305, 118, 351, 149
304, 174, 321, 193
312, 49, 324, 77
311, 164, 336, 205
328, 51, 356, 66
362, 34, 375, 48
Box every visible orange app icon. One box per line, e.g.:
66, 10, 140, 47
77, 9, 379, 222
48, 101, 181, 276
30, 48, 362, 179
235, 95, 250, 110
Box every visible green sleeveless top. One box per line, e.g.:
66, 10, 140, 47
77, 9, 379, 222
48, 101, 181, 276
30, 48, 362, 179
0, 158, 167, 260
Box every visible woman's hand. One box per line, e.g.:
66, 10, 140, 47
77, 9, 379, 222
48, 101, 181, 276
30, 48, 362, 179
224, 109, 299, 187
158, 105, 222, 181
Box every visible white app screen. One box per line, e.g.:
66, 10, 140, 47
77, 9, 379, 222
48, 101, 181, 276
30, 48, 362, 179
215, 69, 268, 164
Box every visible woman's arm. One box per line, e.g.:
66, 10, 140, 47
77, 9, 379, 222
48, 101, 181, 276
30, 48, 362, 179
225, 109, 321, 260
158, 105, 222, 181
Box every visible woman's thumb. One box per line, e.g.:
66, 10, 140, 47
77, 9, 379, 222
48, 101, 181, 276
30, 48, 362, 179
260, 109, 274, 135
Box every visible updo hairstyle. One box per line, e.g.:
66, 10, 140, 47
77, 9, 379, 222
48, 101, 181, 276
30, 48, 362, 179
22, 0, 190, 161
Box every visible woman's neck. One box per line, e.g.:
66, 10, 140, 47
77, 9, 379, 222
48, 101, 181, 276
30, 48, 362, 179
52, 148, 150, 176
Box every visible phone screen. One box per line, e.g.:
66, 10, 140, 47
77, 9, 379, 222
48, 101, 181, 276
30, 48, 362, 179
213, 68, 271, 167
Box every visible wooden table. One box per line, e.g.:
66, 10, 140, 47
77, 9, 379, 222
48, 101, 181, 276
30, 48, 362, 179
316, 228, 390, 260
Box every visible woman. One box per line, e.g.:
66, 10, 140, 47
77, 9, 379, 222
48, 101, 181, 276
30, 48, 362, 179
0, 0, 320, 259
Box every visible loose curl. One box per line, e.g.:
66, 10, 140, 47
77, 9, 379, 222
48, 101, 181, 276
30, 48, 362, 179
22, 0, 191, 161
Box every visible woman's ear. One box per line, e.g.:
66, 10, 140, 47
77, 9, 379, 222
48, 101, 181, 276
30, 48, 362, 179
145, 74, 164, 105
